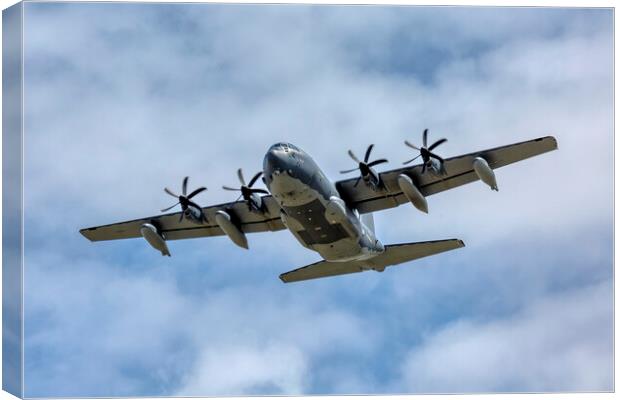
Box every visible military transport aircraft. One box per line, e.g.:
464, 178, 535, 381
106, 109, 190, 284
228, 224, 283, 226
80, 131, 558, 283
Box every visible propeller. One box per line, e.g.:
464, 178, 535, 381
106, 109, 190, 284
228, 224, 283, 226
161, 176, 207, 222
222, 168, 269, 204
340, 144, 388, 187
403, 129, 447, 173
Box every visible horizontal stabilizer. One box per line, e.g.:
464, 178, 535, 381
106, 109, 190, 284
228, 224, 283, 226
280, 239, 464, 283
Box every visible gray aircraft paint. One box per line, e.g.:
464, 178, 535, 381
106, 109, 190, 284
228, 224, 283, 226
263, 142, 384, 262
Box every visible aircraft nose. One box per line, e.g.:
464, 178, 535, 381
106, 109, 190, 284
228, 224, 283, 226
263, 146, 284, 177
263, 144, 294, 185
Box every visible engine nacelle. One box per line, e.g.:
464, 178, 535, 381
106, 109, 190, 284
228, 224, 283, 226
473, 157, 498, 191
184, 204, 204, 224
140, 223, 171, 256
397, 174, 428, 213
325, 196, 348, 223
215, 210, 248, 249
324, 196, 361, 238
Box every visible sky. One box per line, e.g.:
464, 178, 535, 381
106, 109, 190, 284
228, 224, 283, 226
19, 3, 613, 397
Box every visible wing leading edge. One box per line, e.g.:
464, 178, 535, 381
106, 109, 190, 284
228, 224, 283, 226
80, 195, 285, 242
336, 136, 558, 214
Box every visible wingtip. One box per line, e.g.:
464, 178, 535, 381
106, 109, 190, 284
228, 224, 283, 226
550, 136, 559, 150
79, 228, 95, 242
450, 238, 465, 248
537, 135, 558, 150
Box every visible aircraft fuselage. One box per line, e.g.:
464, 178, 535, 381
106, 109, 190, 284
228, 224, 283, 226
263, 142, 384, 262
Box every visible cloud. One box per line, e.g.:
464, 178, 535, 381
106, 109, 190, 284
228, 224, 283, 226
400, 281, 613, 393
177, 344, 307, 395
22, 4, 612, 240
24, 250, 381, 397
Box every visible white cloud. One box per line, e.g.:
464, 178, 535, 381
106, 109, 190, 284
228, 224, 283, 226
24, 249, 380, 396
400, 281, 613, 393
22, 5, 612, 243
177, 344, 307, 395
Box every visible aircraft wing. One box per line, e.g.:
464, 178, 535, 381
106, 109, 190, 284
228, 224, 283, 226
335, 136, 558, 214
80, 195, 285, 242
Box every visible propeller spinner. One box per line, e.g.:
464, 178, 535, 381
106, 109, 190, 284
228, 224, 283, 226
340, 144, 388, 188
403, 129, 447, 174
223, 169, 269, 210
161, 176, 207, 223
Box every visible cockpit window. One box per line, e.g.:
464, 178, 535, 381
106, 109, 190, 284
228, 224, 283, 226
271, 142, 300, 153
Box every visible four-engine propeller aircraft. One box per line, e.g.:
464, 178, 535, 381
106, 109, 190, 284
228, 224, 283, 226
80, 132, 558, 283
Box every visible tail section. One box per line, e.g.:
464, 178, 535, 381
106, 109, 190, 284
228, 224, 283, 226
280, 239, 464, 283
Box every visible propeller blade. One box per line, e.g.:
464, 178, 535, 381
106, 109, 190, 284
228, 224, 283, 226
187, 200, 202, 210
367, 158, 388, 168
403, 154, 422, 165
364, 144, 374, 163
161, 202, 180, 212
250, 188, 269, 194
237, 168, 246, 186
404, 140, 420, 150
422, 163, 427, 174
248, 171, 263, 187
423, 129, 428, 147
179, 213, 184, 223
428, 138, 447, 151
187, 186, 207, 199
181, 176, 189, 195
340, 167, 359, 174
347, 150, 360, 163
353, 176, 362, 188
429, 152, 444, 162
222, 186, 241, 191
164, 187, 179, 198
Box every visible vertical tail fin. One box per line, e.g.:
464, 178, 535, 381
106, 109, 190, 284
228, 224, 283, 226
361, 213, 375, 234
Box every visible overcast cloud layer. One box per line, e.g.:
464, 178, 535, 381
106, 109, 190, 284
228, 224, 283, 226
21, 4, 612, 397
